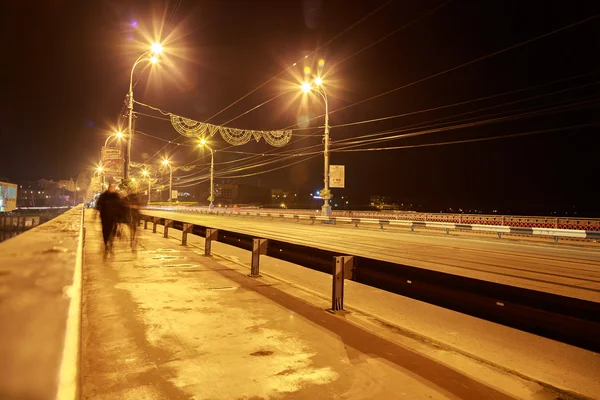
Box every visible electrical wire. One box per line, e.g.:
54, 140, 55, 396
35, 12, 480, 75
329, 73, 600, 129
333, 122, 600, 153
203, 0, 396, 124
281, 14, 599, 130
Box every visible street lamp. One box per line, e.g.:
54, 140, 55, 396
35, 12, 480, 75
96, 166, 105, 191
197, 138, 215, 210
104, 131, 124, 147
301, 77, 331, 215
124, 42, 163, 185
142, 169, 152, 203
161, 159, 173, 202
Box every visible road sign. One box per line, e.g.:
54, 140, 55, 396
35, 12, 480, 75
329, 165, 345, 188
171, 190, 178, 200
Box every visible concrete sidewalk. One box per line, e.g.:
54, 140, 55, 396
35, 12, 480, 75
82, 215, 560, 400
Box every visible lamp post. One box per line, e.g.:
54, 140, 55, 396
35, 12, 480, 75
124, 43, 163, 185
161, 159, 173, 202
104, 131, 124, 147
198, 139, 215, 210
96, 166, 105, 192
301, 77, 331, 215
142, 169, 152, 203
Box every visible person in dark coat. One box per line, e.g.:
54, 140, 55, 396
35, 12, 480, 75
95, 184, 126, 256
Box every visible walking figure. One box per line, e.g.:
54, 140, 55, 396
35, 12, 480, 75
96, 184, 127, 258
126, 191, 141, 252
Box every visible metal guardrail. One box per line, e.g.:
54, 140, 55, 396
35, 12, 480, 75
146, 206, 600, 241
146, 205, 600, 231
141, 212, 600, 352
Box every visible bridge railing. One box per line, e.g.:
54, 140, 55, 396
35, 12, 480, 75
140, 212, 600, 353
145, 205, 600, 240
0, 206, 84, 400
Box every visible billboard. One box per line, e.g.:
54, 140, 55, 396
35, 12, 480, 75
101, 147, 123, 181
329, 165, 345, 188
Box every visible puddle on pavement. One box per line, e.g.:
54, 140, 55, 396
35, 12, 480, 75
151, 248, 180, 253
207, 286, 238, 291
151, 255, 182, 260
161, 264, 198, 268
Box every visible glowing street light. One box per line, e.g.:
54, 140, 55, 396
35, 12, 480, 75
96, 166, 105, 190
151, 42, 163, 55
104, 130, 124, 147
300, 75, 331, 215
124, 42, 164, 185
141, 169, 152, 202
301, 81, 312, 93
161, 159, 173, 202
198, 139, 215, 210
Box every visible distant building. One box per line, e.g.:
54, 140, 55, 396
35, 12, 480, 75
369, 195, 400, 210
0, 181, 18, 212
17, 178, 76, 207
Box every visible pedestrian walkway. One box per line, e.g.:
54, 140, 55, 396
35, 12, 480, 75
81, 214, 559, 400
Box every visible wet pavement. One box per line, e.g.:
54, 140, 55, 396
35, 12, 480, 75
81, 214, 562, 400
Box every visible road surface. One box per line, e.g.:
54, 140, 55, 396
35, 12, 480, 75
144, 210, 600, 303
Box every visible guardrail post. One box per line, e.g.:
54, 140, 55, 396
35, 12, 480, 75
153, 217, 159, 233
144, 217, 148, 230
164, 219, 173, 238
182, 223, 193, 246
497, 232, 502, 239
330, 256, 354, 313
205, 228, 218, 256
249, 238, 268, 277
311, 216, 315, 225
445, 228, 450, 235
554, 236, 559, 244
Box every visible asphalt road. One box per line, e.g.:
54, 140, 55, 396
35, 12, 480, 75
144, 210, 600, 303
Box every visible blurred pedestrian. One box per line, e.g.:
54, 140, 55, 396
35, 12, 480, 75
95, 184, 126, 257
126, 190, 141, 252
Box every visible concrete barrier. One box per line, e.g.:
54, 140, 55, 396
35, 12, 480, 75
0, 205, 84, 400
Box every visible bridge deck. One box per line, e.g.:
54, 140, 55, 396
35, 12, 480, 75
81, 214, 576, 400
144, 210, 600, 303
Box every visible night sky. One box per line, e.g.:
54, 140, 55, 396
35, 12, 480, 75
1, 1, 598, 214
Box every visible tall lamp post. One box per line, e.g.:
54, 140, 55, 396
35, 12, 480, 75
161, 159, 173, 202
198, 139, 215, 210
124, 42, 163, 185
96, 166, 105, 192
141, 169, 152, 203
104, 131, 124, 147
301, 77, 331, 215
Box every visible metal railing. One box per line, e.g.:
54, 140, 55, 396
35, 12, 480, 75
140, 212, 600, 352
146, 205, 600, 241
146, 204, 600, 231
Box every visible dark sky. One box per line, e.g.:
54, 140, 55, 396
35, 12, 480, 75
1, 0, 598, 214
